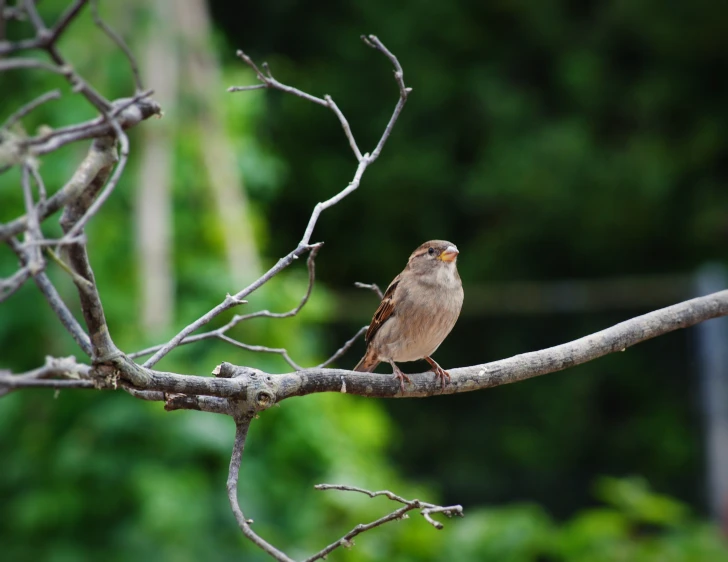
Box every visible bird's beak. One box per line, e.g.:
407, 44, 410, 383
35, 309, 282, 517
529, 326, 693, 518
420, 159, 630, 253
439, 245, 459, 262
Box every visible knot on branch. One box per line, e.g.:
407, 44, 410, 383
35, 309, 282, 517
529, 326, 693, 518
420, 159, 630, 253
93, 364, 120, 389
215, 362, 278, 416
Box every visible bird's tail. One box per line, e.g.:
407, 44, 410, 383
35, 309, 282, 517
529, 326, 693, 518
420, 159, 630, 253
353, 351, 379, 372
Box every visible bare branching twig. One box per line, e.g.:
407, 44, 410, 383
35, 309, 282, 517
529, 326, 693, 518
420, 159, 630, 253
1, 89, 61, 130
305, 484, 463, 562
142, 35, 410, 371
0, 355, 93, 397
355, 281, 384, 300
316, 325, 368, 369
90, 0, 144, 92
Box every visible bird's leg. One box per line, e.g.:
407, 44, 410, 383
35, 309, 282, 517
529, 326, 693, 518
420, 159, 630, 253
425, 356, 450, 390
387, 360, 411, 392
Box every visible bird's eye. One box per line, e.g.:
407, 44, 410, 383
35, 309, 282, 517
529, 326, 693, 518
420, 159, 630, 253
427, 247, 435, 255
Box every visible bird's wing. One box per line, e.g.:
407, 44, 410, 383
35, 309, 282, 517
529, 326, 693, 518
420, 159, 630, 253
365, 274, 400, 343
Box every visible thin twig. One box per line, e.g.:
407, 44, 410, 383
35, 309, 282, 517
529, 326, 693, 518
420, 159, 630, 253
316, 325, 368, 368
305, 505, 416, 562
227, 83, 267, 92
0, 57, 68, 74
0, 355, 94, 396
33, 271, 93, 355
0, 378, 95, 390
131, 246, 322, 360
23, 91, 158, 156
24, 235, 86, 247
6, 237, 93, 355
313, 484, 464, 527
305, 484, 463, 561
233, 50, 328, 106
28, 161, 47, 201
355, 281, 384, 300
0, 133, 121, 243
144, 36, 409, 369
133, 244, 324, 366
228, 243, 322, 323
20, 163, 44, 272
231, 52, 363, 161
90, 0, 143, 92
0, 263, 31, 302
324, 94, 362, 161
22, 0, 47, 33
217, 334, 304, 371
46, 0, 88, 45
141, 243, 321, 368
1, 89, 61, 130
360, 35, 411, 160
45, 247, 93, 292
227, 420, 296, 562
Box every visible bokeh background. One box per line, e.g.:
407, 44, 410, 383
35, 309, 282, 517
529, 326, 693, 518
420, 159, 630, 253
2, 0, 728, 560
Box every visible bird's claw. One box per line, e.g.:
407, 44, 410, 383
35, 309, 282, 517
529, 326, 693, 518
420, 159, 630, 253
425, 356, 450, 390
389, 363, 411, 392
393, 370, 411, 393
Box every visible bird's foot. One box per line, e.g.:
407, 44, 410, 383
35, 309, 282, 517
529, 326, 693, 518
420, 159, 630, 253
389, 361, 411, 392
425, 356, 450, 390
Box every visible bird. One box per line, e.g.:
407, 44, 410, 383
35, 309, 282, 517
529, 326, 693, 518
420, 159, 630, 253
353, 240, 464, 391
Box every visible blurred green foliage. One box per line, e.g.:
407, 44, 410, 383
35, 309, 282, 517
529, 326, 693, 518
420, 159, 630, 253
2, 0, 728, 560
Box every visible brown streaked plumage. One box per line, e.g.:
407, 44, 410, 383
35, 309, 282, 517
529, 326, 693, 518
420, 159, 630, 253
354, 240, 464, 391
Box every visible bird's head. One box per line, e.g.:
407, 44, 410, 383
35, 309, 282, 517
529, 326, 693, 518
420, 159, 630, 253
407, 240, 460, 275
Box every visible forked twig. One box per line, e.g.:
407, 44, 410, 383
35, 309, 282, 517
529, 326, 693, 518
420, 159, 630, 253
305, 484, 463, 561
140, 35, 411, 370
90, 0, 143, 92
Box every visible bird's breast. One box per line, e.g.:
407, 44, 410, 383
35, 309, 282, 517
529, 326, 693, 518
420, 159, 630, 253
374, 273, 463, 363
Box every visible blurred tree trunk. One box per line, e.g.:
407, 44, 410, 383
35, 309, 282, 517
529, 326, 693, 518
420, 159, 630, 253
176, 0, 261, 285
135, 0, 178, 334
135, 0, 260, 334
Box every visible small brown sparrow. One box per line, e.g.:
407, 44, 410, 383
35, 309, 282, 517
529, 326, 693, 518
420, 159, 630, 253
354, 240, 464, 391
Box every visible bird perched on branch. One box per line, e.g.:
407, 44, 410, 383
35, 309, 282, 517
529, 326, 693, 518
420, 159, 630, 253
354, 240, 463, 391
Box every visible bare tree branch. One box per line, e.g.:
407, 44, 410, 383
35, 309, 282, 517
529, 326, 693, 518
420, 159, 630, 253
0, 262, 31, 302
90, 0, 143, 92
7, 289, 727, 402
221, 289, 728, 401
227, 420, 296, 562
316, 325, 368, 369
130, 244, 321, 361
0, 378, 95, 390
143, 35, 409, 369
18, 0, 110, 112
7, 237, 93, 355
20, 163, 44, 270
355, 281, 384, 300
0, 355, 93, 396
304, 484, 463, 562
60, 123, 128, 241
57, 136, 120, 360
359, 35, 411, 160
5, 18, 724, 562
26, 92, 157, 156
0, 57, 68, 74
1, 89, 61, 130
32, 270, 93, 354
218, 335, 304, 371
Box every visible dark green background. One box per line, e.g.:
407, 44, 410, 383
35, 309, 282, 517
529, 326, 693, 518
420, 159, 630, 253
2, 0, 728, 560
